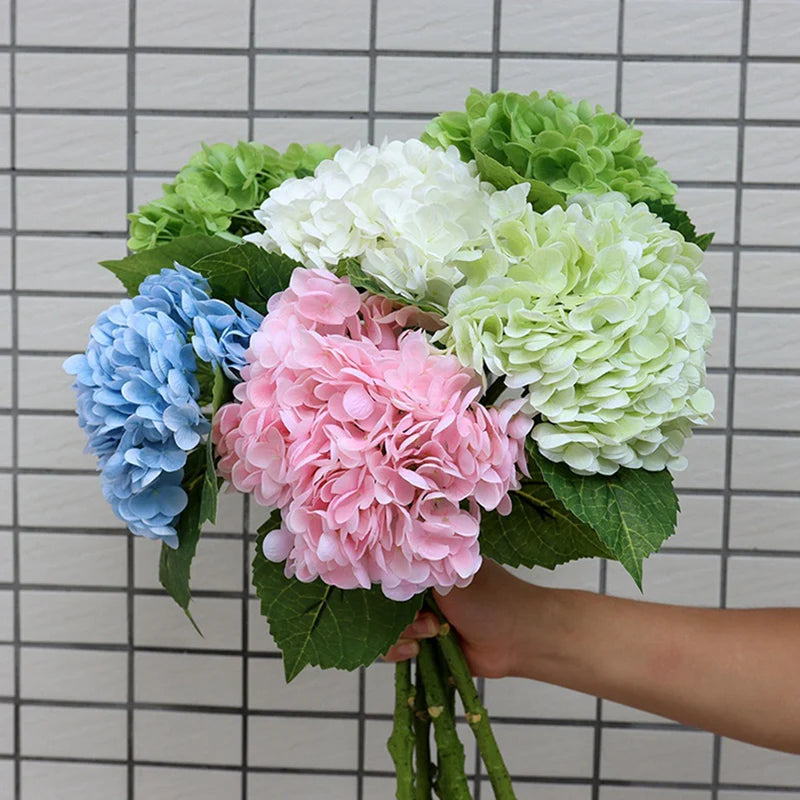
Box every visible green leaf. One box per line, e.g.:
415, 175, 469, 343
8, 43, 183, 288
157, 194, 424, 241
529, 446, 679, 589
211, 363, 233, 414
645, 199, 715, 251
253, 515, 424, 681
480, 473, 614, 570
337, 258, 444, 315
472, 149, 567, 213
158, 442, 220, 629
99, 234, 236, 296
190, 242, 300, 312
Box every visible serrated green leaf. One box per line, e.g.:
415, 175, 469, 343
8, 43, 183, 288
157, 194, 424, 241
336, 258, 444, 315
645, 199, 714, 251
529, 447, 679, 589
100, 234, 236, 296
190, 242, 299, 312
252, 516, 424, 681
159, 442, 220, 628
480, 473, 613, 569
472, 149, 567, 213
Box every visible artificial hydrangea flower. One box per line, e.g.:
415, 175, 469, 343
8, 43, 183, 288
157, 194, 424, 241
213, 268, 531, 601
423, 89, 677, 206
128, 141, 339, 251
64, 266, 263, 545
437, 192, 715, 476
246, 138, 528, 309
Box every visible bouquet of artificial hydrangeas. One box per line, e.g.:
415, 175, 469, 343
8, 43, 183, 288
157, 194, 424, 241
65, 89, 714, 799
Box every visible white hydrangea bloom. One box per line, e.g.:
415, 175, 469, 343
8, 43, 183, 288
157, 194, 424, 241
437, 193, 715, 475
245, 139, 529, 309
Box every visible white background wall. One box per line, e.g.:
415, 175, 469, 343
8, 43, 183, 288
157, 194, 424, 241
1, 0, 800, 797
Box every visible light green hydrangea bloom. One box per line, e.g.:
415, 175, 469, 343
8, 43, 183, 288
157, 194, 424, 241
422, 89, 677, 206
437, 193, 714, 475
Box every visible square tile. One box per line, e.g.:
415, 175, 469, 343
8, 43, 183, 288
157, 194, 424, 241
726, 556, 800, 608
135, 767, 241, 800
744, 126, 800, 183
134, 595, 241, 650
373, 118, 428, 142
607, 553, 721, 606
0, 0, 7, 45
16, 177, 127, 233
16, 235, 126, 293
137, 0, 250, 48
738, 251, 800, 308
498, 59, 617, 111
702, 250, 734, 308
622, 62, 740, 119
485, 675, 595, 720
252, 117, 368, 151
675, 493, 724, 549
377, 0, 492, 50
675, 187, 736, 246
134, 709, 241, 765
720, 737, 800, 784
732, 434, 800, 491
21, 647, 127, 703
0, 415, 10, 468
21, 761, 127, 800
638, 124, 738, 182
21, 706, 126, 759
624, 0, 742, 55
248, 658, 359, 712
137, 54, 248, 111
741, 189, 800, 247
0, 645, 11, 697
0, 592, 11, 640
17, 0, 128, 46
707, 311, 730, 368
519, 557, 602, 592
750, 0, 800, 56
16, 114, 127, 171
255, 55, 368, 111
135, 652, 242, 707
18, 414, 95, 469
17, 474, 120, 528
16, 54, 127, 109
376, 56, 491, 113
0, 475, 11, 526
735, 374, 800, 431
705, 371, 729, 430
249, 774, 358, 799
255, 0, 370, 48
673, 433, 726, 491
0, 531, 11, 584
248, 715, 357, 769
20, 589, 127, 644
19, 356, 84, 412
20, 532, 127, 586
729, 495, 800, 551
502, 0, 618, 53
747, 64, 800, 120
601, 728, 714, 782
0, 114, 10, 170
18, 295, 119, 351
247, 597, 279, 653
495, 723, 594, 778
737, 312, 800, 369
602, 790, 709, 800
0, 702, 11, 753
135, 115, 248, 172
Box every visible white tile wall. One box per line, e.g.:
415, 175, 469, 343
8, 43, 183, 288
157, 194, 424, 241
4, 1, 800, 798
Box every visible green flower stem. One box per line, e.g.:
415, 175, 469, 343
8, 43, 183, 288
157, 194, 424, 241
388, 660, 416, 800
416, 640, 472, 800
425, 597, 516, 800
480, 376, 507, 407
413, 661, 433, 800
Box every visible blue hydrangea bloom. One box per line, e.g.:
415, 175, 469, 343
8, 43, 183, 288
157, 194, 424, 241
64, 265, 263, 546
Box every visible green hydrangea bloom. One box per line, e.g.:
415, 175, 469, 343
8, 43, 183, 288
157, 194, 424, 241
422, 89, 677, 207
436, 193, 714, 476
127, 141, 339, 252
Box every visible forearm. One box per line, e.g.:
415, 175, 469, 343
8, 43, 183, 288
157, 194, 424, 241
513, 586, 800, 754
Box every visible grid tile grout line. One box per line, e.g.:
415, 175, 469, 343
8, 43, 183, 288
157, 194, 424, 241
9, 0, 20, 797
5, 2, 800, 798
124, 3, 137, 799
712, 1, 752, 797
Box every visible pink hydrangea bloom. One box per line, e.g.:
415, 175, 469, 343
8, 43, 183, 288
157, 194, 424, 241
214, 268, 531, 601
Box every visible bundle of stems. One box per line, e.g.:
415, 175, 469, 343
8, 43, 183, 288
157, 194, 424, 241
387, 595, 516, 799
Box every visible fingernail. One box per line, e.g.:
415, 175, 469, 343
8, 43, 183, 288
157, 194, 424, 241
412, 617, 439, 637
395, 641, 419, 659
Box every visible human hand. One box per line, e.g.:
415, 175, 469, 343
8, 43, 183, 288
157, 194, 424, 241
382, 559, 538, 679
